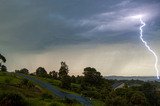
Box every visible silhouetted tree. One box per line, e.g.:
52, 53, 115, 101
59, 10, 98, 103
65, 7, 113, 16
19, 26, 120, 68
36, 67, 47, 77
0, 54, 6, 63
58, 61, 69, 78
70, 75, 76, 83
61, 75, 71, 89
75, 75, 83, 84
49, 71, 58, 79
1, 65, 7, 72
15, 70, 20, 73
19, 68, 29, 74
0, 54, 7, 72
58, 62, 71, 89
83, 67, 103, 86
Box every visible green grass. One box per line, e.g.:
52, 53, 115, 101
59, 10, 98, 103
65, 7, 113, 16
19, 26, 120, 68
91, 99, 105, 106
0, 72, 20, 84
0, 72, 54, 105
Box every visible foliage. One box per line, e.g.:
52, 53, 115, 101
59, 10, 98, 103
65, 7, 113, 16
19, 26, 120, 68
0, 54, 7, 72
20, 78, 35, 88
4, 78, 11, 84
83, 67, 103, 86
70, 75, 76, 83
105, 96, 127, 106
62, 97, 80, 104
49, 71, 58, 79
0, 54, 6, 63
140, 82, 159, 106
58, 62, 71, 89
0, 92, 27, 106
130, 91, 147, 106
15, 68, 29, 74
58, 61, 69, 79
61, 75, 71, 89
41, 93, 53, 100
1, 65, 7, 72
36, 67, 47, 77
49, 101, 65, 106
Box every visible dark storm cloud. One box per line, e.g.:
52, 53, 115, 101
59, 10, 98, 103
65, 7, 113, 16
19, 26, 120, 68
1, 0, 160, 76
0, 0, 160, 52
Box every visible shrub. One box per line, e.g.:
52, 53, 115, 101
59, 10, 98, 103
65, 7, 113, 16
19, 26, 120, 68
81, 90, 101, 99
49, 101, 65, 106
20, 78, 35, 88
61, 97, 79, 104
4, 78, 11, 84
0, 92, 27, 106
41, 93, 53, 100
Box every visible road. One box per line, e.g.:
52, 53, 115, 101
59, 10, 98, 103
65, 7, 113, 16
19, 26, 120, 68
18, 74, 92, 106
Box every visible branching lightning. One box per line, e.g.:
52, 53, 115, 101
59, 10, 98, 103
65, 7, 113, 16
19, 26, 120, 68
139, 16, 159, 79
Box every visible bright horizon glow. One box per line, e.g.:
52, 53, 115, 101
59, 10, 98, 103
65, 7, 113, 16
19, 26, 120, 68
139, 17, 159, 79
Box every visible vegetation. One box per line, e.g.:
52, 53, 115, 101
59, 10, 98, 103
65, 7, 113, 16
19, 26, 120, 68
1, 54, 160, 106
15, 68, 29, 74
36, 67, 48, 77
58, 62, 71, 89
0, 53, 7, 72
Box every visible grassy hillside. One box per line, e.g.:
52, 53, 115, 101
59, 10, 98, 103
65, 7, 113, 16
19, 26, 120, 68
0, 72, 82, 106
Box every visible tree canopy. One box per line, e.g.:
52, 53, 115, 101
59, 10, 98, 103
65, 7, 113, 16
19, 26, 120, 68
36, 67, 47, 77
83, 67, 103, 86
59, 61, 69, 78
0, 54, 6, 63
0, 54, 7, 72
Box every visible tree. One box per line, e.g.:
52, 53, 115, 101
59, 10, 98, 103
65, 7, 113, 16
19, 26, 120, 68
61, 75, 71, 89
70, 75, 76, 83
19, 68, 29, 74
130, 91, 147, 105
140, 82, 158, 105
83, 67, 103, 86
0, 54, 6, 63
36, 67, 47, 77
58, 62, 71, 89
49, 71, 58, 79
0, 54, 7, 72
106, 96, 127, 106
58, 61, 69, 79
1, 65, 7, 72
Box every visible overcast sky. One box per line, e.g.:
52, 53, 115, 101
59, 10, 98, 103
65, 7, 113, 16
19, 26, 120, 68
1, 0, 160, 76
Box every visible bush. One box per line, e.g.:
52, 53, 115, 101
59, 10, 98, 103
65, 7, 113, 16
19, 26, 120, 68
49, 101, 65, 106
82, 90, 101, 99
4, 78, 11, 84
61, 75, 71, 89
105, 96, 127, 106
71, 84, 81, 93
0, 92, 27, 106
62, 97, 79, 104
20, 78, 35, 88
41, 93, 53, 100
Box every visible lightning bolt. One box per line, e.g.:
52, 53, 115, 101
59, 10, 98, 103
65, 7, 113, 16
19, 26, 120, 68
139, 16, 159, 79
